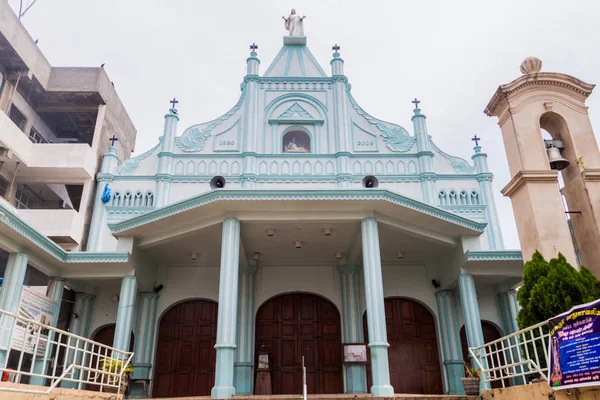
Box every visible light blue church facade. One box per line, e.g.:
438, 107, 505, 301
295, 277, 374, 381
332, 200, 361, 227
0, 34, 524, 398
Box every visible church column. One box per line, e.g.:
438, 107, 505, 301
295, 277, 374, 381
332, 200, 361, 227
87, 146, 118, 251
498, 290, 519, 335
212, 218, 241, 399
472, 143, 504, 249
31, 278, 65, 385
233, 265, 257, 395
458, 273, 489, 390
361, 218, 394, 396
331, 47, 352, 187
338, 265, 367, 393
411, 100, 436, 205
435, 290, 465, 395
61, 293, 95, 389
241, 48, 260, 188
156, 105, 179, 207
129, 292, 159, 398
0, 252, 28, 368
113, 276, 138, 352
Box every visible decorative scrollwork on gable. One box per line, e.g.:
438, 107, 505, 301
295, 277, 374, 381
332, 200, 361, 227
116, 141, 161, 175
175, 91, 246, 153
346, 88, 415, 153
376, 123, 417, 153
429, 140, 476, 174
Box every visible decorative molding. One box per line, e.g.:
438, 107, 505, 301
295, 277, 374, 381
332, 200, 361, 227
582, 168, 600, 182
108, 189, 487, 234
116, 141, 161, 175
429, 140, 476, 174
485, 72, 595, 117
466, 250, 523, 261
501, 170, 558, 197
176, 91, 246, 152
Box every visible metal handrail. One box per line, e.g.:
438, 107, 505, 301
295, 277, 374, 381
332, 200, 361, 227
469, 320, 550, 387
0, 307, 134, 394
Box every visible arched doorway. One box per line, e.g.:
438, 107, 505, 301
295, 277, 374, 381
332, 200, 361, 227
460, 321, 508, 388
255, 293, 342, 394
152, 300, 218, 398
363, 298, 443, 394
87, 324, 134, 391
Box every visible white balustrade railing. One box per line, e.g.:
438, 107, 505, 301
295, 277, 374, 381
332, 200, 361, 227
469, 320, 550, 388
0, 308, 133, 394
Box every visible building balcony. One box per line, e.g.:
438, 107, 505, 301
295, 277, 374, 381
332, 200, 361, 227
16, 208, 84, 246
0, 110, 96, 182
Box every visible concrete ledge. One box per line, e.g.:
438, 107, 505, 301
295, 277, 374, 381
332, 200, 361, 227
482, 381, 600, 400
0, 382, 122, 400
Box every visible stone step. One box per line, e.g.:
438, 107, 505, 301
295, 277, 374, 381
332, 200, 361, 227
152, 395, 479, 400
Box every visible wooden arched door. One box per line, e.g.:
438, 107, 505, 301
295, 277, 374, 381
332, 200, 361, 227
152, 300, 218, 398
255, 293, 343, 394
87, 324, 134, 391
363, 298, 443, 394
460, 321, 508, 388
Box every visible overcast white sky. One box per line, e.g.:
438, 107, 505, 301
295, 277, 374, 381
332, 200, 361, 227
11, 0, 600, 250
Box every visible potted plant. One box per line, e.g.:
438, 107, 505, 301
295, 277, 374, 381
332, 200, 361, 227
461, 362, 481, 396
99, 357, 134, 394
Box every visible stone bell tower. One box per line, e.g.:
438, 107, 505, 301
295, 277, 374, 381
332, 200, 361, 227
485, 57, 600, 276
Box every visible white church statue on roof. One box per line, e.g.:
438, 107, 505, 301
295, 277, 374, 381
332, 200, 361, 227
282, 8, 305, 36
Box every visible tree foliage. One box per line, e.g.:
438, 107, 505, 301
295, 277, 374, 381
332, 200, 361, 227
517, 251, 600, 330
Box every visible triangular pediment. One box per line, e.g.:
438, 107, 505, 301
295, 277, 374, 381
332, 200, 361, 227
263, 40, 327, 78
278, 103, 314, 120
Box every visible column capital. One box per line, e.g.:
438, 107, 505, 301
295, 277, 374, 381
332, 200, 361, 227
362, 216, 377, 224
239, 265, 258, 275
435, 289, 455, 299
74, 293, 95, 301
50, 277, 65, 282
223, 217, 240, 224
139, 292, 159, 300
337, 264, 361, 274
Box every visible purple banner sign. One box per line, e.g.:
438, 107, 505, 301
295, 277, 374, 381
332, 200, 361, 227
548, 299, 600, 390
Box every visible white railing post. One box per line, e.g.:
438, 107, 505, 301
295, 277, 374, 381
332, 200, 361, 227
0, 307, 134, 394
302, 356, 307, 400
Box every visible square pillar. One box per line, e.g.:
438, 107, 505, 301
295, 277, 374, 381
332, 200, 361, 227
212, 218, 241, 399
360, 218, 394, 396
61, 293, 95, 389
0, 252, 28, 367
337, 265, 367, 393
31, 277, 65, 385
458, 273, 489, 391
435, 290, 465, 394
233, 265, 257, 395
113, 276, 138, 352
129, 292, 159, 398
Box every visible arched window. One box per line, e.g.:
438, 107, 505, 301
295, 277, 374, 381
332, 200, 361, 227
438, 191, 447, 205
283, 130, 310, 153
459, 190, 469, 205
471, 191, 480, 205
449, 190, 457, 205
112, 192, 121, 206
123, 192, 132, 207
134, 191, 143, 206
145, 192, 154, 207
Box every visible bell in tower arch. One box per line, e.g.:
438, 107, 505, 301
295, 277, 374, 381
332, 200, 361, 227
544, 139, 570, 171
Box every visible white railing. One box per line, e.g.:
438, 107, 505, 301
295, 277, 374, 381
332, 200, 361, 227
469, 320, 550, 388
0, 308, 133, 394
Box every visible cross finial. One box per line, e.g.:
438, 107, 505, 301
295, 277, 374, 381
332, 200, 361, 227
109, 135, 118, 147
471, 135, 481, 147
332, 44, 340, 52
250, 43, 258, 52
170, 97, 179, 109
412, 98, 420, 109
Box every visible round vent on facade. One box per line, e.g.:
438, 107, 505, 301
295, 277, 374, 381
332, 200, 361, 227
362, 175, 379, 188
210, 176, 226, 189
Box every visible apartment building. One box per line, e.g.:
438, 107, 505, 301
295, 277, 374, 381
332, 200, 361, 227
0, 0, 136, 251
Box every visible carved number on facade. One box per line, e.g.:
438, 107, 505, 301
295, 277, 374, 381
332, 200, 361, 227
356, 141, 374, 146
219, 141, 235, 145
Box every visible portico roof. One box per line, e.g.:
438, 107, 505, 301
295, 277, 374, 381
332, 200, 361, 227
108, 189, 487, 239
